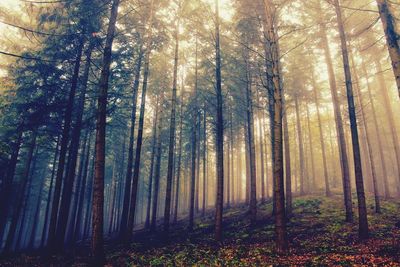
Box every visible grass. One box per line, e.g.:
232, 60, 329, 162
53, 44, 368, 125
1, 195, 399, 266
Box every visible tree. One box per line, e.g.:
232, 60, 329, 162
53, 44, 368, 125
262, 0, 288, 253
317, 0, 352, 222
164, 12, 180, 233
333, 0, 369, 240
376, 0, 400, 96
214, 0, 224, 242
91, 0, 120, 263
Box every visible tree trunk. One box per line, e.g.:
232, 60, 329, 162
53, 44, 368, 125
4, 130, 37, 253
360, 56, 390, 198
202, 106, 207, 216
305, 104, 316, 192
244, 124, 250, 203
164, 22, 179, 232
56, 39, 94, 249
150, 99, 164, 232
334, 0, 369, 240
376, 0, 400, 96
74, 131, 92, 242
145, 98, 159, 229
28, 168, 46, 249
214, 0, 224, 242
374, 57, 400, 193
257, 93, 266, 203
311, 69, 331, 196
245, 57, 257, 224
91, 0, 120, 263
174, 100, 184, 223
126, 0, 155, 238
294, 97, 305, 195
47, 36, 85, 252
262, 0, 288, 253
319, 2, 352, 221
119, 47, 144, 238
41, 137, 60, 248
0, 129, 23, 241
283, 105, 292, 216
351, 50, 381, 214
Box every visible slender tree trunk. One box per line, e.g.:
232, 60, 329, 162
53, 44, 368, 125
334, 0, 369, 240
311, 69, 331, 196
202, 106, 207, 216
164, 22, 179, 232
41, 137, 60, 248
91, 0, 120, 263
74, 131, 92, 242
360, 56, 390, 198
376, 0, 400, 96
245, 57, 257, 223
374, 57, 400, 193
214, 0, 224, 242
283, 106, 292, 215
28, 169, 46, 249
4, 130, 37, 253
262, 0, 288, 253
189, 113, 197, 230
244, 125, 250, 203
189, 37, 199, 231
119, 48, 144, 238
305, 104, 316, 192
145, 98, 159, 229
15, 146, 38, 251
127, 0, 155, 238
0, 129, 23, 241
56, 39, 94, 249
319, 3, 352, 221
227, 117, 231, 208
262, 111, 270, 199
47, 36, 85, 252
150, 101, 164, 232
351, 51, 381, 213
257, 93, 266, 203
294, 97, 305, 195
174, 101, 184, 223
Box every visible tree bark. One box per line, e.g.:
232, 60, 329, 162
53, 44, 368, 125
262, 0, 288, 253
173, 100, 184, 223
305, 103, 316, 192
374, 57, 400, 194
360, 56, 390, 199
126, 0, 155, 238
311, 69, 330, 196
214, 0, 224, 242
294, 97, 305, 195
283, 105, 292, 215
4, 130, 37, 253
202, 106, 207, 216
163, 19, 179, 232
47, 36, 85, 252
56, 39, 94, 249
91, 0, 120, 263
41, 137, 60, 247
145, 98, 159, 229
376, 0, 400, 96
0, 129, 23, 242
245, 56, 257, 223
334, 0, 369, 240
150, 98, 164, 232
119, 47, 144, 238
319, 1, 352, 221
350, 50, 381, 213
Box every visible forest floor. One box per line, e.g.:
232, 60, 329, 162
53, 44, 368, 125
1, 195, 400, 266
